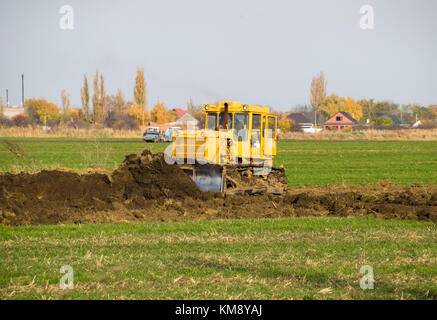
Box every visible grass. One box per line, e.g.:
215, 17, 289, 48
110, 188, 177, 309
275, 141, 437, 186
0, 217, 435, 300
1, 138, 436, 186
0, 138, 436, 300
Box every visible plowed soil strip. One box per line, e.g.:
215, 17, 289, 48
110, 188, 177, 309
1, 150, 436, 226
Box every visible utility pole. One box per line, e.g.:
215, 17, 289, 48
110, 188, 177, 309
6, 89, 9, 107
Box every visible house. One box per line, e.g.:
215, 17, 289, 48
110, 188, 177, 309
412, 120, 422, 128
286, 113, 313, 131
2, 106, 25, 119
167, 113, 199, 128
172, 108, 187, 118
381, 115, 408, 126
323, 111, 358, 132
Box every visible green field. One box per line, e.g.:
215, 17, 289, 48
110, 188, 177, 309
1, 138, 436, 300
0, 217, 435, 299
1, 138, 437, 186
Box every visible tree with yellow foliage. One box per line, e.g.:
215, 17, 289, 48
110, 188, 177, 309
134, 67, 146, 125
151, 103, 177, 124
319, 94, 363, 120
0, 96, 4, 117
127, 104, 150, 124
24, 98, 61, 125
278, 118, 295, 133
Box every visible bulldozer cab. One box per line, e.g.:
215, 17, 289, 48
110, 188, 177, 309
203, 101, 278, 164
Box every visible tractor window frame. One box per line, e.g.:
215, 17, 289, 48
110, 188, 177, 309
207, 113, 218, 130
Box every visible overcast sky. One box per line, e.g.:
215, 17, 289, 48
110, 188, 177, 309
0, 0, 436, 111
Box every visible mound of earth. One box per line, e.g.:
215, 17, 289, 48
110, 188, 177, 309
0, 150, 436, 226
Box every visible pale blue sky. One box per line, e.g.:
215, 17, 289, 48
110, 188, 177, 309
0, 0, 436, 111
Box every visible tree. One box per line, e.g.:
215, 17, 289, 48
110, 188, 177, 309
151, 103, 177, 124
134, 67, 146, 125
24, 98, 61, 126
310, 72, 327, 126
61, 89, 71, 112
371, 117, 392, 127
278, 118, 295, 133
114, 89, 125, 112
187, 97, 196, 114
100, 73, 107, 116
92, 71, 104, 123
429, 105, 437, 118
80, 75, 90, 120
0, 96, 4, 117
407, 105, 434, 121
127, 104, 150, 124
12, 114, 29, 127
319, 94, 363, 120
104, 111, 139, 130
192, 109, 205, 129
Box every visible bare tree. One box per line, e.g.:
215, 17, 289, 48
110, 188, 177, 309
92, 71, 101, 123
61, 89, 71, 112
80, 75, 90, 120
310, 72, 327, 126
115, 89, 126, 112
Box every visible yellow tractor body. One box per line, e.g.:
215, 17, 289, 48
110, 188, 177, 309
169, 101, 286, 194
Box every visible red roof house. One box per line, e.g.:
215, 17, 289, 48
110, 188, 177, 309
172, 108, 187, 118
323, 111, 358, 132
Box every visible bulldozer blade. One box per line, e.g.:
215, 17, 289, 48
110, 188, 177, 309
193, 164, 224, 192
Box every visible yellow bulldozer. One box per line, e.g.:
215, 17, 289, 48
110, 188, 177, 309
167, 101, 287, 195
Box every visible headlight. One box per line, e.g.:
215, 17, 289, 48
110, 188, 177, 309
243, 105, 247, 110
205, 105, 209, 110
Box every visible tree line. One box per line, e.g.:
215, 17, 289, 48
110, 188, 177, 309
0, 68, 183, 130
1, 70, 436, 131
277, 72, 437, 132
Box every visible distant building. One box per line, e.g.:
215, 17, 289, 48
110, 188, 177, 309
168, 113, 199, 128
412, 120, 423, 128
2, 106, 25, 119
286, 113, 313, 131
323, 111, 358, 132
172, 108, 187, 118
381, 115, 408, 126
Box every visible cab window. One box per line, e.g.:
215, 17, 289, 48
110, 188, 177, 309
207, 113, 217, 130
218, 112, 233, 129
251, 114, 261, 147
234, 113, 249, 141
252, 114, 261, 131
267, 116, 276, 138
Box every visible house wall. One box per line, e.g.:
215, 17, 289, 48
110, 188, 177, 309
323, 112, 357, 132
2, 107, 25, 119
325, 112, 355, 125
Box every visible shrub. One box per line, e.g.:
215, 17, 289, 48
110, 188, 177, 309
12, 114, 30, 127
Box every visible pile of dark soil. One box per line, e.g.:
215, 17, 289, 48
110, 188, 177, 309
0, 150, 436, 226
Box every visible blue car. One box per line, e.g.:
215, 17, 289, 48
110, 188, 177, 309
162, 127, 181, 142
